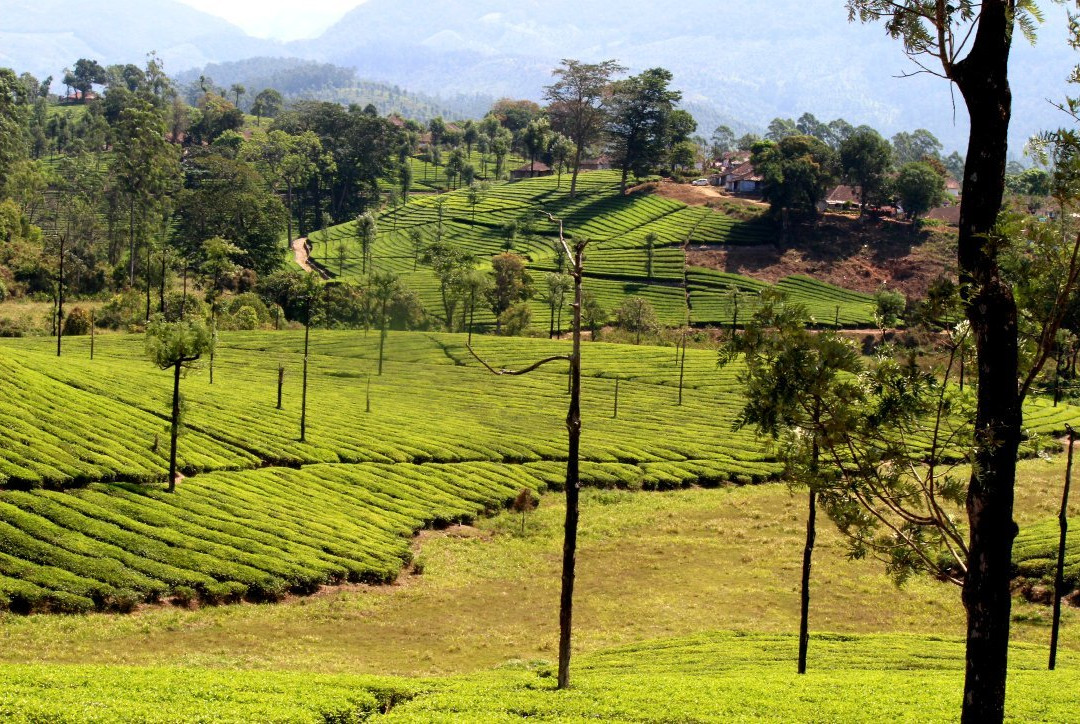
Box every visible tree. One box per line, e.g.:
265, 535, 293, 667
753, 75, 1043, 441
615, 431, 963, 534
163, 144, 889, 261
243, 129, 327, 247
752, 135, 837, 224
356, 212, 377, 274
615, 296, 658, 344
230, 84, 246, 109
606, 67, 680, 193
111, 96, 181, 287
64, 59, 106, 100
545, 272, 574, 338
486, 252, 533, 334
175, 154, 286, 277
895, 162, 946, 229
723, 293, 863, 674
145, 316, 214, 492
0, 69, 29, 188
422, 240, 474, 331
891, 128, 944, 166
466, 222, 591, 689
766, 117, 798, 141
736, 133, 762, 151
492, 127, 513, 180
711, 125, 736, 157
644, 232, 657, 279
369, 271, 402, 375
839, 128, 893, 215
582, 288, 607, 339
522, 118, 551, 176
847, 2, 1052, 718
546, 59, 625, 198
251, 89, 283, 127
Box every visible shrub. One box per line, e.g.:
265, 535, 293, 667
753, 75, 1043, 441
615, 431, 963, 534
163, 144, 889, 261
0, 278, 7, 302
498, 302, 531, 336
225, 292, 272, 324
97, 291, 145, 331
233, 305, 259, 330
62, 306, 93, 336
164, 292, 208, 322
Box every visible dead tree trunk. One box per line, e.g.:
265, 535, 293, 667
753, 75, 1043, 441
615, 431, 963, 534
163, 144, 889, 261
558, 240, 585, 690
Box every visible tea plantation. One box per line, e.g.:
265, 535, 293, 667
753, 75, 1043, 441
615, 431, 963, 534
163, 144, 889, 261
0, 633, 1074, 722
308, 172, 880, 329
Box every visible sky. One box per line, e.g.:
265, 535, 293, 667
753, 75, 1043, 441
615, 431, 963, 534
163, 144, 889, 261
176, 0, 362, 40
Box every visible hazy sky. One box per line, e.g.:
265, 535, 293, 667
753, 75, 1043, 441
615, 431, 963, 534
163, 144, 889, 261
176, 0, 362, 40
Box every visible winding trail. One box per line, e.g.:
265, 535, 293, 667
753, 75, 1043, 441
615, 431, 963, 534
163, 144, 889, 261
291, 237, 329, 278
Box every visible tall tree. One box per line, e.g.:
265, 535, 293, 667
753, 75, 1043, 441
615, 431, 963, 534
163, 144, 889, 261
839, 128, 893, 216
891, 128, 944, 165
606, 67, 681, 194
251, 88, 283, 127
711, 125, 736, 157
847, 2, 1049, 720
752, 135, 837, 226
723, 293, 863, 674
895, 162, 947, 229
422, 240, 474, 331
545, 59, 625, 198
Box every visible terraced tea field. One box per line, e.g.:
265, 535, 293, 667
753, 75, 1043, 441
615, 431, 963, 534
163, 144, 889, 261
309, 172, 879, 330
0, 330, 784, 613
1, 329, 1078, 616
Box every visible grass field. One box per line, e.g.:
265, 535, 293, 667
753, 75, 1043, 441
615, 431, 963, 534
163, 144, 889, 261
308, 171, 878, 330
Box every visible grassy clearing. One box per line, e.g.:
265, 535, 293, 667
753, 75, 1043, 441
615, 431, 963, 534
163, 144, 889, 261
0, 459, 1074, 678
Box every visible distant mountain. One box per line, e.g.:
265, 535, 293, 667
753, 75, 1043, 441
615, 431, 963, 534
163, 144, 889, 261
175, 58, 494, 122
2, 0, 1076, 154
0, 0, 277, 80
296, 0, 1077, 153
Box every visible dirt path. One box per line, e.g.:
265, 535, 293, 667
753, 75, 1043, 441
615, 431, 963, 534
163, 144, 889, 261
291, 237, 316, 273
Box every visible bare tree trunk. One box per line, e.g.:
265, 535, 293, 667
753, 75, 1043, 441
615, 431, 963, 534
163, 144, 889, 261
557, 243, 584, 690
300, 307, 310, 442
952, 6, 1022, 720
378, 301, 388, 376
168, 360, 181, 493
159, 243, 167, 317
798, 487, 816, 674
90, 309, 95, 360
277, 365, 285, 410
56, 237, 64, 357
1049, 428, 1074, 670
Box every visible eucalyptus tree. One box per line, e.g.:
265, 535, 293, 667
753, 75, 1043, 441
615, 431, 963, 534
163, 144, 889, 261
838, 128, 893, 216
356, 211, 377, 274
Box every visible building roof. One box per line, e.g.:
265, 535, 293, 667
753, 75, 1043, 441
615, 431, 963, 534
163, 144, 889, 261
728, 161, 762, 183
927, 205, 961, 224
826, 185, 861, 205
512, 161, 552, 173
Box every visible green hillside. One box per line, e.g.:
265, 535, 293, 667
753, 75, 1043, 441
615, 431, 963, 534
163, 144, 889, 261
309, 171, 879, 330
0, 330, 1078, 616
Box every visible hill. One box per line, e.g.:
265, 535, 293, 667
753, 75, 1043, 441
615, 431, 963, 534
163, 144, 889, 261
174, 58, 494, 122
308, 171, 885, 330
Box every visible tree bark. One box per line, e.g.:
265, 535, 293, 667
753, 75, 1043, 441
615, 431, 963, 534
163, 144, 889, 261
301, 302, 311, 442
56, 237, 64, 357
557, 243, 584, 690
798, 487, 816, 674
1049, 429, 1074, 670
952, 4, 1021, 721
168, 360, 181, 493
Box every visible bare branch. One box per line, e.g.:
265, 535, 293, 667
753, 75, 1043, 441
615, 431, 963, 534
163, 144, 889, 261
465, 343, 570, 376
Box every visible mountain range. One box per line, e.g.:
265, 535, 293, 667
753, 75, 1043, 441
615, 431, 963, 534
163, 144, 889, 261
2, 0, 1077, 154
